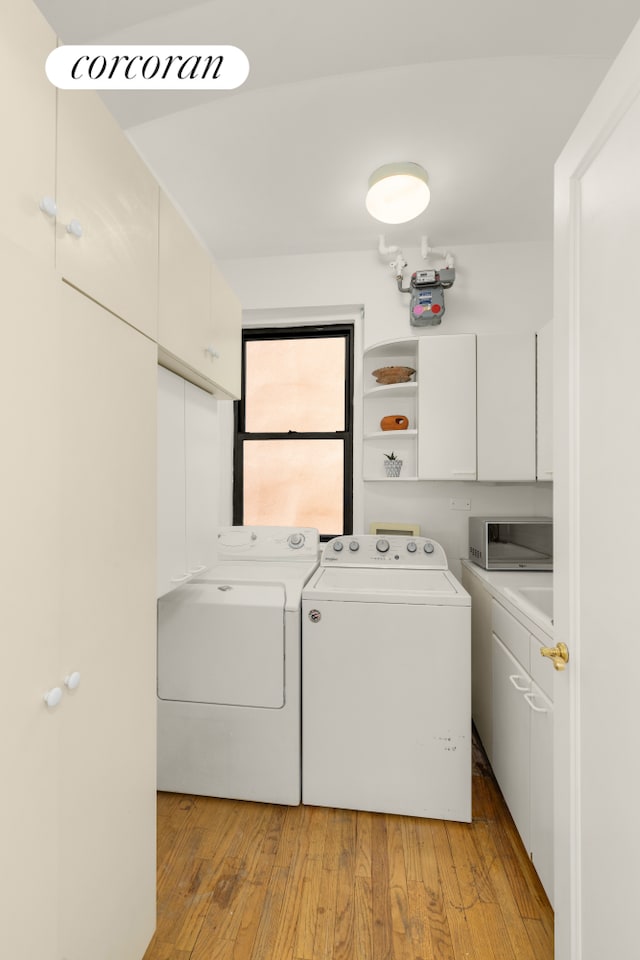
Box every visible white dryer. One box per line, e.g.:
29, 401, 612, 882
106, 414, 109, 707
302, 535, 471, 821
157, 525, 319, 804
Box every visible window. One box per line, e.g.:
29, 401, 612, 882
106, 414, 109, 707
234, 325, 353, 538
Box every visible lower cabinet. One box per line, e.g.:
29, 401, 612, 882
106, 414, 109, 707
463, 561, 555, 906
491, 604, 554, 905
157, 365, 219, 596
492, 634, 532, 839
2, 239, 157, 959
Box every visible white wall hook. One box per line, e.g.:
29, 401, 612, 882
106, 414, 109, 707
43, 687, 63, 708
66, 219, 83, 238
39, 196, 57, 218
64, 671, 81, 691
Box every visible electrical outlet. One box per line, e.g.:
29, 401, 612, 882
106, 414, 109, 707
450, 498, 471, 511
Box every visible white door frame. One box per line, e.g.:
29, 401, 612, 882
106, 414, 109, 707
553, 15, 640, 959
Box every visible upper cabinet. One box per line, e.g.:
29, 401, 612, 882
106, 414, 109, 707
56, 91, 159, 340
364, 333, 541, 482
158, 190, 242, 399
158, 191, 212, 376
363, 335, 476, 481
536, 324, 553, 481
477, 334, 536, 481
2, 0, 242, 390
418, 334, 477, 481
0, 0, 56, 263
210, 258, 242, 399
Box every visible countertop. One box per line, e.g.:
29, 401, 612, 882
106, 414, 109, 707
460, 559, 554, 640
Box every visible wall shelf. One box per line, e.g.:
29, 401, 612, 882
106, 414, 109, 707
363, 338, 419, 481
363, 429, 418, 441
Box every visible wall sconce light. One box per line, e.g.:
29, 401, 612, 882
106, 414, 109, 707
365, 162, 430, 224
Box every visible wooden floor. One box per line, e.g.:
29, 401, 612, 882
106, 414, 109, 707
143, 742, 553, 960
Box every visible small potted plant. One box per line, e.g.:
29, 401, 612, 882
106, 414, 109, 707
383, 451, 403, 478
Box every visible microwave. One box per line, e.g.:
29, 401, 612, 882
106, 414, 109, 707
468, 517, 553, 570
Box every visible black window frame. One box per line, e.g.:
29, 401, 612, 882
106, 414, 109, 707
233, 324, 354, 540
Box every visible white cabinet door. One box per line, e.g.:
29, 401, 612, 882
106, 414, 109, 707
58, 283, 156, 960
157, 366, 188, 596
417, 334, 476, 480
157, 368, 219, 595
491, 634, 531, 847
158, 190, 212, 379
185, 381, 219, 575
0, 239, 61, 960
1, 245, 156, 960
527, 681, 554, 904
536, 324, 553, 480
0, 0, 56, 263
209, 258, 242, 399
56, 90, 159, 340
477, 334, 536, 481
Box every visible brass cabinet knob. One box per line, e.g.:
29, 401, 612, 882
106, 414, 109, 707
540, 642, 570, 671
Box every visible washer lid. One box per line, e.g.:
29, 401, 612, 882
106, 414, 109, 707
158, 582, 286, 707
191, 561, 319, 611
304, 567, 470, 605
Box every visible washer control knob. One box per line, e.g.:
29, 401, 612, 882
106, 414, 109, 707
348, 540, 360, 552
424, 541, 435, 554
332, 540, 344, 552
406, 541, 417, 553
376, 539, 390, 554
288, 532, 305, 549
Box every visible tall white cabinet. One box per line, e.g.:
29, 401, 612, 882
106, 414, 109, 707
1, 240, 157, 960
2, 241, 62, 960
1, 2, 242, 958
57, 284, 157, 960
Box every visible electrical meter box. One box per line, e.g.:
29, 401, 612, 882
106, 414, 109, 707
409, 267, 455, 326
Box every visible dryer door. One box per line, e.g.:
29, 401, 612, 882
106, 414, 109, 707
158, 582, 285, 707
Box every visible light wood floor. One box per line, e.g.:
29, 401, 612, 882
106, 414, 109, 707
143, 743, 553, 960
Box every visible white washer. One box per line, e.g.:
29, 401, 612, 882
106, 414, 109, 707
157, 525, 319, 804
302, 535, 471, 821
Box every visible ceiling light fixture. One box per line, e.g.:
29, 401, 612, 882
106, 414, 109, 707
365, 162, 430, 224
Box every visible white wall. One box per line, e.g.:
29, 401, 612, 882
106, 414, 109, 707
220, 240, 553, 576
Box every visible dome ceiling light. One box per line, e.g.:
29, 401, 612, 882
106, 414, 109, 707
365, 162, 430, 224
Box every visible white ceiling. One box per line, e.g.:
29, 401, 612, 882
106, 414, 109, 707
35, 0, 640, 260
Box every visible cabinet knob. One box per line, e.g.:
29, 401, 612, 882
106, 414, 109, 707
540, 642, 569, 671
64, 671, 81, 691
43, 687, 63, 708
39, 196, 57, 218
66, 219, 83, 238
